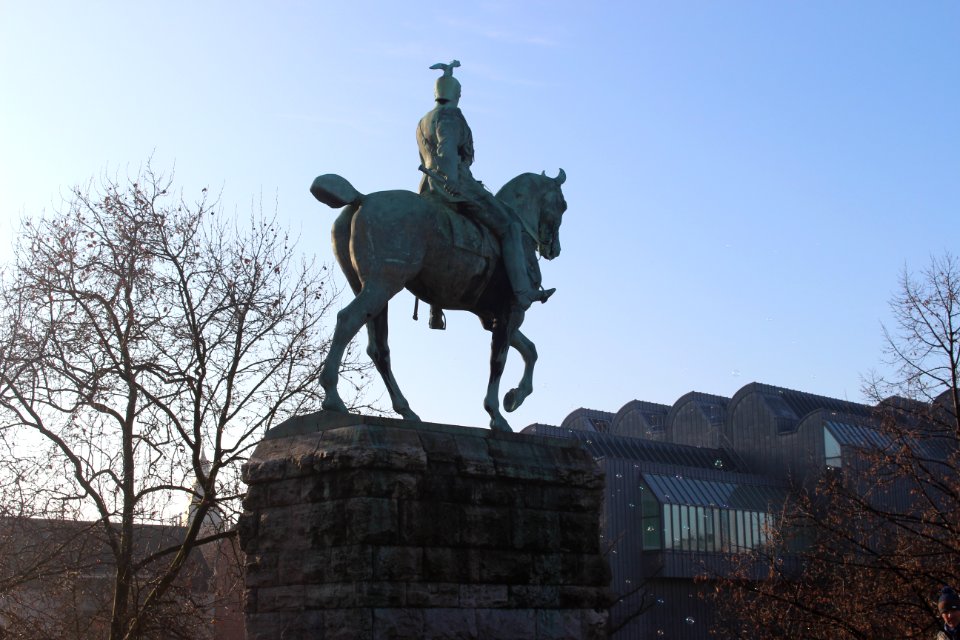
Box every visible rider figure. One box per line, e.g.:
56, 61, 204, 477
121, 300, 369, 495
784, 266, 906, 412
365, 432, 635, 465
417, 60, 554, 330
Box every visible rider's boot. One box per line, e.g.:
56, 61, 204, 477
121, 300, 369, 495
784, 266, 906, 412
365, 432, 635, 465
429, 305, 446, 330
501, 222, 554, 310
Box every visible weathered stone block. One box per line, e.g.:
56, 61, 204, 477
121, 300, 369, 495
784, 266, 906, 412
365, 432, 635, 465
304, 582, 358, 608
374, 545, 422, 581
266, 477, 306, 507
326, 544, 375, 582
256, 584, 306, 612
560, 553, 610, 585
345, 497, 399, 544
452, 435, 495, 476
421, 547, 469, 582
240, 417, 608, 639
417, 430, 460, 462
560, 512, 601, 552
246, 611, 305, 640
422, 608, 479, 639
461, 505, 510, 547
460, 584, 509, 608
405, 582, 460, 607
374, 608, 425, 639
397, 499, 457, 546
355, 581, 406, 607
324, 608, 373, 640
476, 550, 533, 583
244, 552, 278, 587
510, 584, 560, 608
513, 508, 560, 550
535, 609, 582, 638
541, 486, 602, 512
476, 608, 537, 638
559, 585, 611, 609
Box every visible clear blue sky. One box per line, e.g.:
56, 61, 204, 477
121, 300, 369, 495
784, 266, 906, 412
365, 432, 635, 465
1, 2, 957, 430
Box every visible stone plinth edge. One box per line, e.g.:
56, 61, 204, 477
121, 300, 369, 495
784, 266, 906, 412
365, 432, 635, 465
239, 413, 610, 640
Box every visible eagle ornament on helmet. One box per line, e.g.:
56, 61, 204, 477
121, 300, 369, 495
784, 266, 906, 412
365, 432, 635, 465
431, 60, 461, 104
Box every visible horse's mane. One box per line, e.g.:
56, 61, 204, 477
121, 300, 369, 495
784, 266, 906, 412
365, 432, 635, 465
495, 172, 543, 201
495, 173, 555, 222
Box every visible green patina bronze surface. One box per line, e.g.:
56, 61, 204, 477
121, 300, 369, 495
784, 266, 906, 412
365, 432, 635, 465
311, 62, 567, 432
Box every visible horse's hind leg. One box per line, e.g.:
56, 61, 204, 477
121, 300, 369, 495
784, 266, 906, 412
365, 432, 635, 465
320, 280, 399, 413
366, 305, 420, 421
504, 329, 536, 413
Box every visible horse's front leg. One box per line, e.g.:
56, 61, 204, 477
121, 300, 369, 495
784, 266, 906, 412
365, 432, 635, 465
484, 311, 522, 432
366, 304, 420, 421
504, 329, 536, 413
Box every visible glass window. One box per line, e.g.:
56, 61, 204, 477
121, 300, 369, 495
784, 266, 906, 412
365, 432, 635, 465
663, 504, 673, 550
824, 427, 842, 468
720, 509, 731, 552
694, 507, 706, 552
655, 502, 778, 554
738, 510, 749, 549
640, 481, 661, 550
671, 504, 683, 549
708, 508, 721, 552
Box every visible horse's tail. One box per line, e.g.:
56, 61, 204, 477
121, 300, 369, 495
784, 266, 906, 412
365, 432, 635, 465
310, 174, 363, 208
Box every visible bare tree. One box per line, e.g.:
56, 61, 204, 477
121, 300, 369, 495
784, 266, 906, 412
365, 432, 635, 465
867, 253, 960, 436
708, 253, 960, 639
0, 163, 368, 639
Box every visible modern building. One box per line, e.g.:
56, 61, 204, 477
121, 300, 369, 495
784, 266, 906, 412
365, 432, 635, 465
521, 381, 922, 639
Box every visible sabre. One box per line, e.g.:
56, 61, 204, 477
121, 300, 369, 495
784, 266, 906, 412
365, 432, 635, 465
417, 164, 460, 198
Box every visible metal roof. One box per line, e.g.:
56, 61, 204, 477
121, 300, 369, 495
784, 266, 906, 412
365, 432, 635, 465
773, 386, 873, 422
825, 420, 954, 462
641, 473, 785, 511
825, 420, 889, 448
559, 408, 616, 433
522, 424, 737, 471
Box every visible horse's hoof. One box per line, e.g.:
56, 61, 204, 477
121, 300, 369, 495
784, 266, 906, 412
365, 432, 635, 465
399, 408, 422, 422
504, 389, 520, 413
321, 397, 349, 413
489, 417, 512, 433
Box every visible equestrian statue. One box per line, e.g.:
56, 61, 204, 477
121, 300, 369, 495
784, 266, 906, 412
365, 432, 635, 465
311, 60, 567, 432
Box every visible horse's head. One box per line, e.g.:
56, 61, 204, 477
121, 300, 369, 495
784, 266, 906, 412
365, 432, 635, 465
497, 169, 567, 261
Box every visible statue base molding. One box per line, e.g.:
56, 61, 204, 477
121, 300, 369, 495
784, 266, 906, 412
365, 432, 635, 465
238, 413, 609, 639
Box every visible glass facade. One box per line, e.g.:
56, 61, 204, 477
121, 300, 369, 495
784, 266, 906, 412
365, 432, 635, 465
659, 504, 770, 551
639, 473, 780, 552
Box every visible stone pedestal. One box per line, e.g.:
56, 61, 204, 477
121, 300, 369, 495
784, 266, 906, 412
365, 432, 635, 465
238, 413, 609, 639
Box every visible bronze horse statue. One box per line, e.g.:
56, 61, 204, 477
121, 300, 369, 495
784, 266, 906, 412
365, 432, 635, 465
310, 169, 566, 432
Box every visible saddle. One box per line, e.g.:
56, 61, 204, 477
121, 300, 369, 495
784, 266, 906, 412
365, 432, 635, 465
434, 199, 498, 260
417, 195, 502, 328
